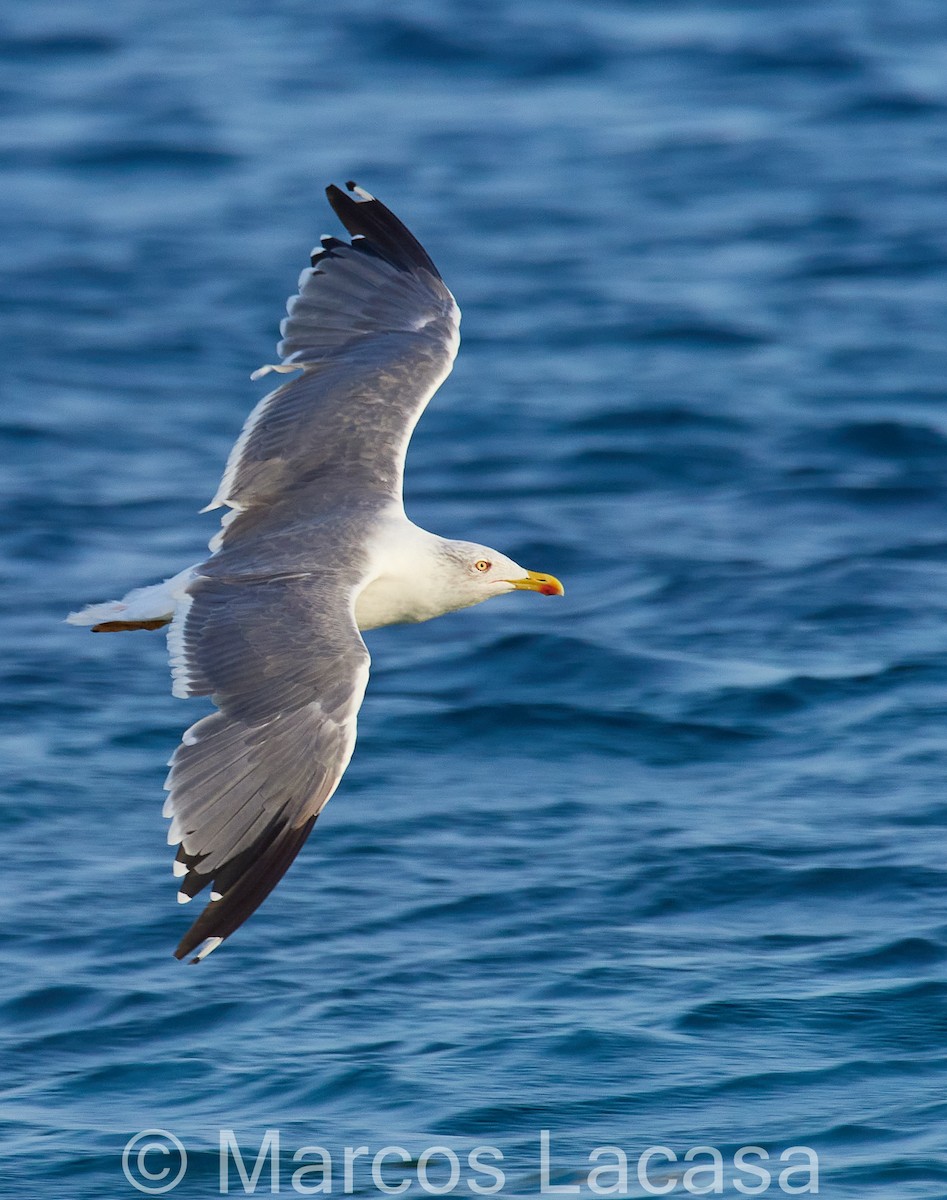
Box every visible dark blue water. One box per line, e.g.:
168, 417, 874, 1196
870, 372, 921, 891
4, 1, 947, 1196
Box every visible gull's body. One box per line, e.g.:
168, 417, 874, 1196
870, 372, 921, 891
69, 184, 562, 962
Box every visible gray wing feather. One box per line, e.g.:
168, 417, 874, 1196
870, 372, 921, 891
279, 246, 448, 361
164, 185, 455, 960
210, 332, 453, 517
207, 185, 460, 522
165, 573, 370, 961
171, 573, 364, 722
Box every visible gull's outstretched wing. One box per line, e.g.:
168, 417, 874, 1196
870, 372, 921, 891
205, 182, 461, 535
165, 185, 458, 960
166, 565, 370, 962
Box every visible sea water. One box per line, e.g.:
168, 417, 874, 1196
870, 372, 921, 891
3, 2, 947, 1196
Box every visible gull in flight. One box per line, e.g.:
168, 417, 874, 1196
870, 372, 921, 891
69, 183, 563, 962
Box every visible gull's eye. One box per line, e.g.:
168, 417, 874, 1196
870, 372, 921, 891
474, 559, 491, 573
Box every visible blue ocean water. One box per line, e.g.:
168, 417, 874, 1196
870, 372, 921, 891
3, 0, 947, 1195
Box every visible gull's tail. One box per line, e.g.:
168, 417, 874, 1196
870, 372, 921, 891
66, 567, 195, 633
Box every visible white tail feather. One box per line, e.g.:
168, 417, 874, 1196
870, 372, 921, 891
66, 567, 196, 627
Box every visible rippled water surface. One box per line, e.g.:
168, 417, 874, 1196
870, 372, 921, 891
4, 1, 947, 1196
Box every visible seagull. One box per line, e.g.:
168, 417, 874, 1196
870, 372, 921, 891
68, 182, 563, 963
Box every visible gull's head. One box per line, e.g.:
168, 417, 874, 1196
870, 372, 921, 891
437, 541, 564, 613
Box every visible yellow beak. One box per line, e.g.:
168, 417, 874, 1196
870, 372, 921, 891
507, 570, 565, 597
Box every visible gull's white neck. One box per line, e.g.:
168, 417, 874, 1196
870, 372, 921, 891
354, 517, 462, 630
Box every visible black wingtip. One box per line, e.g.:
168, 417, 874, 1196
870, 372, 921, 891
172, 815, 319, 962
345, 179, 357, 190
324, 182, 443, 279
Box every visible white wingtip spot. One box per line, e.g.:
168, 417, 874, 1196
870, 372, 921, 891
210, 891, 223, 902
250, 363, 304, 381
172, 859, 187, 879
349, 184, 375, 201
177, 891, 192, 905
193, 936, 223, 962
